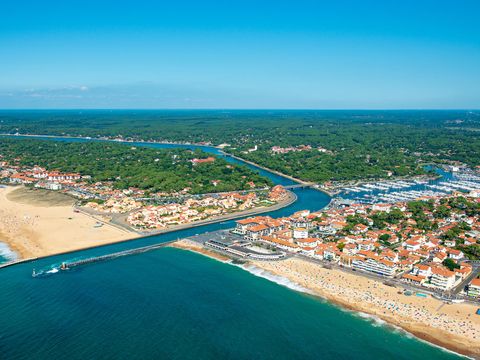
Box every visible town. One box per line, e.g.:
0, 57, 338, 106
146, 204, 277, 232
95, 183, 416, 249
0, 161, 291, 232
200, 191, 480, 301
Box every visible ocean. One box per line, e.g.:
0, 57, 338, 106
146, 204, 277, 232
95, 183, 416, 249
0, 248, 464, 359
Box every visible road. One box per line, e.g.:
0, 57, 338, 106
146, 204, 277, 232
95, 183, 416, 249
451, 261, 480, 295
293, 253, 480, 304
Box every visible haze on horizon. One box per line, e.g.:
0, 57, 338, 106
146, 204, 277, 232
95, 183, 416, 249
1, 0, 479, 110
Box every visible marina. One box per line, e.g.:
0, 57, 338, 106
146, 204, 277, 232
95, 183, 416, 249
339, 169, 480, 204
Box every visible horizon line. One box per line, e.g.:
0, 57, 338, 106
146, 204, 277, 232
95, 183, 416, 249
0, 108, 479, 112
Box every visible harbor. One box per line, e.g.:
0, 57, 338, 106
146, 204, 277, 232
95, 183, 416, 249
338, 168, 480, 205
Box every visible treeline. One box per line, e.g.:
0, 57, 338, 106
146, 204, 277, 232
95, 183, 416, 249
0, 138, 272, 194
1, 110, 480, 182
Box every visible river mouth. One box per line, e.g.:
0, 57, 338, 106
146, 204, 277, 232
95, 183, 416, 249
0, 134, 331, 266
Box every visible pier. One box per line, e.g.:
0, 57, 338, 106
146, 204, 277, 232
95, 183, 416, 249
54, 240, 177, 271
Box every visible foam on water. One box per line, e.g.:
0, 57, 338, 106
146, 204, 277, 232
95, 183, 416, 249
233, 262, 314, 295
355, 311, 388, 327
0, 242, 18, 262
229, 260, 471, 360
352, 310, 472, 359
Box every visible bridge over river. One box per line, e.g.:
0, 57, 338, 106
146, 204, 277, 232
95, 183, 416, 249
283, 183, 316, 190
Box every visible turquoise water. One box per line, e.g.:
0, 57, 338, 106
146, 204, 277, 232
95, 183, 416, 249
0, 249, 463, 359
0, 135, 465, 359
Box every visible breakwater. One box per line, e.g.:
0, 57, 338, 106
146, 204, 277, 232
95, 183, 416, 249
34, 240, 178, 275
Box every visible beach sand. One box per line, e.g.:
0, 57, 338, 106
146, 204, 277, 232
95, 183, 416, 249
253, 258, 480, 358
0, 186, 137, 259
172, 242, 480, 358
170, 239, 231, 262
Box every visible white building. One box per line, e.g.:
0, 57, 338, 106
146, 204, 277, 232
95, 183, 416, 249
352, 257, 397, 277
430, 267, 456, 291
467, 278, 480, 297
293, 227, 308, 239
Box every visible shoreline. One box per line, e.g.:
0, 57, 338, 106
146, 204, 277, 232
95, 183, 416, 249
134, 190, 297, 236
0, 186, 138, 261
0, 133, 220, 150
0, 188, 297, 266
0, 133, 334, 195
1, 132, 443, 199
171, 240, 480, 359
219, 150, 336, 197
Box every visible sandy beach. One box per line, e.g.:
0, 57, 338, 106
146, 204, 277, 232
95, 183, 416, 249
0, 186, 136, 259
173, 242, 480, 358
170, 239, 231, 262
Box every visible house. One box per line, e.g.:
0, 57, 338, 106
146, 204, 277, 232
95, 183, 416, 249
448, 249, 464, 260
300, 246, 316, 256
314, 244, 338, 261
245, 224, 270, 241
404, 239, 421, 251
433, 252, 448, 263
191, 157, 215, 164
356, 240, 374, 251
372, 203, 392, 213
430, 267, 456, 291
9, 173, 35, 184
296, 237, 319, 248
291, 217, 310, 229
316, 221, 337, 235
342, 243, 357, 256
233, 218, 258, 235
352, 254, 397, 277
443, 239, 456, 247
352, 223, 368, 235
261, 236, 300, 253
467, 278, 480, 297
402, 273, 426, 286
414, 264, 432, 278
293, 227, 308, 239
464, 238, 477, 246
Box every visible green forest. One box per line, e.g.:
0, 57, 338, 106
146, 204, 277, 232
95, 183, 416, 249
0, 110, 479, 183
0, 138, 272, 194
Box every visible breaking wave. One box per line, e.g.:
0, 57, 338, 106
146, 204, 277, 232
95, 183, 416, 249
232, 262, 314, 295
0, 242, 18, 262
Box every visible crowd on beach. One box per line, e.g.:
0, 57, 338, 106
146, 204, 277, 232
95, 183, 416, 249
232, 192, 480, 295
255, 258, 479, 350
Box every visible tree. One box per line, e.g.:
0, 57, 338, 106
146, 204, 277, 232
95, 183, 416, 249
442, 258, 460, 271
379, 233, 391, 242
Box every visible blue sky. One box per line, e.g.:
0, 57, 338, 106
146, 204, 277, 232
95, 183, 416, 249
1, 0, 479, 109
